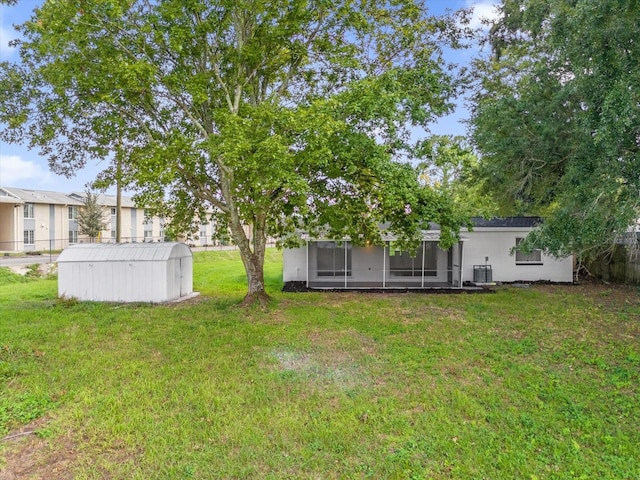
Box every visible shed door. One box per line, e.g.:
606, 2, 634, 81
179, 256, 192, 297
179, 258, 185, 296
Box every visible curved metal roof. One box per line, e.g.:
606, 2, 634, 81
57, 242, 192, 262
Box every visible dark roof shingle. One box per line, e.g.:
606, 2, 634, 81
470, 217, 543, 228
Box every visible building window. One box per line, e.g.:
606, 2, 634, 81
316, 241, 352, 276
111, 207, 117, 215
515, 238, 542, 265
144, 230, 153, 242
69, 230, 78, 244
68, 205, 78, 220
111, 230, 116, 242
24, 203, 34, 219
389, 242, 438, 277
24, 230, 35, 245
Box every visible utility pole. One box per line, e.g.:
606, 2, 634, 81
116, 151, 122, 243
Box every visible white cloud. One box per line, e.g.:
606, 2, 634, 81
466, 1, 502, 30
0, 155, 53, 186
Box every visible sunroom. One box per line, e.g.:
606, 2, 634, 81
285, 233, 465, 289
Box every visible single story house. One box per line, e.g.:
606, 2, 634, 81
283, 217, 574, 289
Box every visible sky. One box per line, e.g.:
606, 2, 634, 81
0, 0, 500, 194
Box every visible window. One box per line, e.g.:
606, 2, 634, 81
389, 242, 437, 277
316, 241, 352, 276
24, 230, 35, 245
515, 238, 542, 265
68, 205, 78, 220
111, 230, 116, 242
24, 203, 34, 219
69, 230, 78, 244
111, 207, 117, 215
144, 230, 153, 242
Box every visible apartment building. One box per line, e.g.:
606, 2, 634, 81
0, 187, 170, 252
67, 192, 167, 244
0, 187, 85, 252
0, 186, 259, 253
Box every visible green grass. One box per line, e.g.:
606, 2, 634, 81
1, 251, 639, 479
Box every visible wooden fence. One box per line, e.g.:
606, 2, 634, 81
587, 244, 640, 285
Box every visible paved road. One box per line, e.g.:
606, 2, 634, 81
1, 244, 251, 270
0, 254, 59, 267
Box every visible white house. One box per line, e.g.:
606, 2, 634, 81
282, 217, 574, 289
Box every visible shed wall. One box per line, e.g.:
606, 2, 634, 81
58, 243, 193, 302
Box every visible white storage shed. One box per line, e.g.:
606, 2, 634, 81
58, 242, 195, 303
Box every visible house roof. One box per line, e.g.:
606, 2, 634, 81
470, 217, 543, 228
2, 187, 84, 206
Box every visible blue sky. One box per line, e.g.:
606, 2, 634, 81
0, 0, 499, 193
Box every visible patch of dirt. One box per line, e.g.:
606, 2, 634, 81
270, 329, 378, 390
0, 418, 77, 480
6, 263, 56, 278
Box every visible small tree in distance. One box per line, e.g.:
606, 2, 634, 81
77, 190, 108, 243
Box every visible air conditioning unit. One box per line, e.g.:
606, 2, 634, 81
473, 265, 493, 283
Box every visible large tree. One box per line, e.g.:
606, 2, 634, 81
0, 0, 470, 303
471, 0, 640, 261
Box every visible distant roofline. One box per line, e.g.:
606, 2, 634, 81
470, 217, 543, 228
0, 186, 143, 208
2, 186, 84, 206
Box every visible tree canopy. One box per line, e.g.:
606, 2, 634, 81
0, 0, 470, 302
471, 0, 640, 260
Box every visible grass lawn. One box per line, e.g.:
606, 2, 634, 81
1, 249, 639, 479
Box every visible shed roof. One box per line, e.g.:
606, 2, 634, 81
58, 242, 191, 263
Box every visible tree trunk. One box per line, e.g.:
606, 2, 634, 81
228, 212, 270, 306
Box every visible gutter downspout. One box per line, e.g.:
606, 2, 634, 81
382, 242, 386, 288
459, 241, 464, 288
344, 241, 348, 288
421, 241, 426, 288
306, 241, 309, 288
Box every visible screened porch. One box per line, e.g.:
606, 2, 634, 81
305, 239, 465, 289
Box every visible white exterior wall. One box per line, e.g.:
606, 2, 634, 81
283, 246, 307, 282
462, 229, 573, 283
